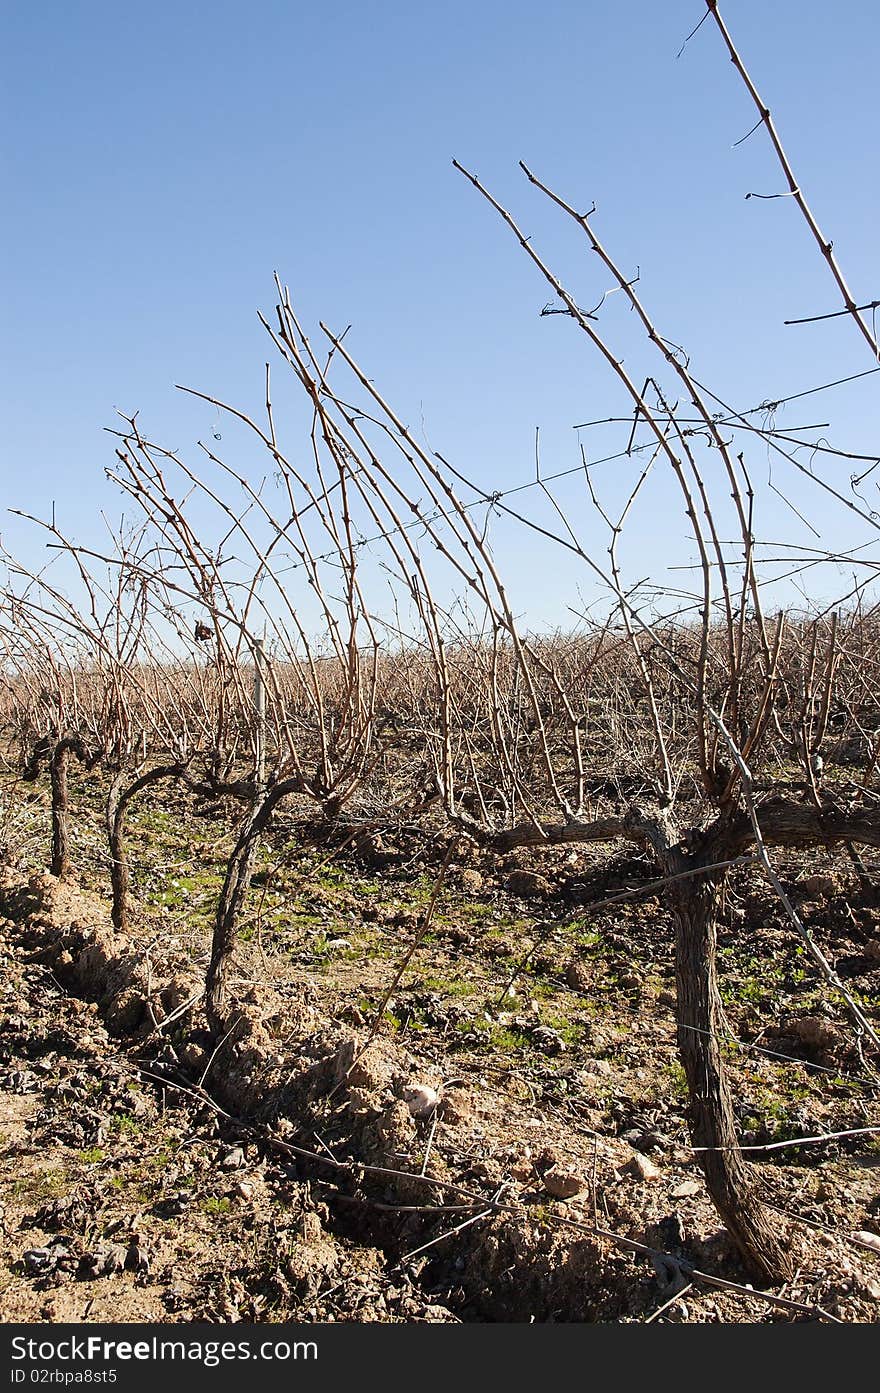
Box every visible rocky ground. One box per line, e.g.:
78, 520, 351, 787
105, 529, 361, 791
1, 782, 880, 1323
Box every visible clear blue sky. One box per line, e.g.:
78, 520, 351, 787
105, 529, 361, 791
2, 1, 878, 631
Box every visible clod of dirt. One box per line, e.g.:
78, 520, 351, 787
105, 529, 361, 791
458, 869, 484, 894
334, 1035, 400, 1095
371, 1099, 417, 1157
125, 1242, 150, 1275
505, 870, 552, 898
180, 1040, 208, 1072
22, 1248, 55, 1276
542, 1166, 586, 1199
404, 1083, 439, 1117
220, 1146, 246, 1170
346, 1085, 381, 1115
787, 1016, 841, 1050
799, 874, 840, 900
531, 1025, 567, 1054
623, 1151, 662, 1182
6, 1070, 39, 1094
581, 1057, 613, 1079
439, 1086, 473, 1124
81, 1243, 127, 1279
283, 1212, 348, 1298
671, 1179, 701, 1199
461, 1215, 614, 1322
565, 959, 591, 991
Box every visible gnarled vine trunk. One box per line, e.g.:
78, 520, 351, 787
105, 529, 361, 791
106, 770, 131, 931
49, 736, 86, 879
669, 861, 792, 1283
206, 810, 263, 1033
206, 778, 299, 1034
106, 764, 184, 931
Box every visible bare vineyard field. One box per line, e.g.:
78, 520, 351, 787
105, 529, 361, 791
2, 1, 880, 1321
0, 653, 879, 1323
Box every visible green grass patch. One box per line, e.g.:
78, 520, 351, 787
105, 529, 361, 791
76, 1147, 106, 1164
9, 1168, 69, 1202
201, 1196, 232, 1215
419, 973, 479, 998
